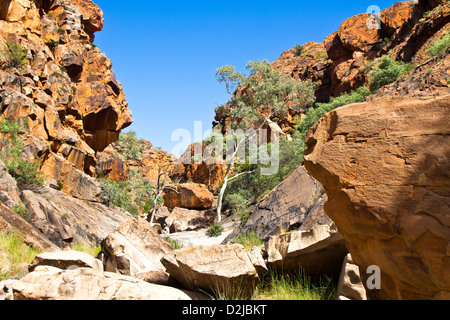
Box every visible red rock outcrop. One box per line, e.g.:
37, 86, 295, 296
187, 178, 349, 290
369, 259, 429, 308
0, 0, 133, 193
163, 183, 214, 210
213, 1, 448, 134
304, 96, 450, 300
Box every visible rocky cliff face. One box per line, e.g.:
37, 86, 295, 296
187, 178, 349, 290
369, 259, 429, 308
213, 0, 450, 135
304, 96, 450, 299
0, 0, 134, 249
0, 0, 133, 187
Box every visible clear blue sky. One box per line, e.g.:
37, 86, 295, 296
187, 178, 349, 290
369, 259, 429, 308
94, 0, 398, 155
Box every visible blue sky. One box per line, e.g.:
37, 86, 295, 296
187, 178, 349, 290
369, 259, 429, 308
94, 0, 398, 155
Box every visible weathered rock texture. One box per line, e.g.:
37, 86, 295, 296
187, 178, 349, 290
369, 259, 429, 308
164, 183, 214, 210
29, 250, 103, 272
161, 244, 259, 299
225, 165, 324, 242
12, 267, 199, 300
100, 218, 174, 285
21, 185, 132, 248
266, 195, 348, 277
0, 0, 133, 194
165, 207, 217, 233
304, 96, 450, 300
337, 254, 367, 300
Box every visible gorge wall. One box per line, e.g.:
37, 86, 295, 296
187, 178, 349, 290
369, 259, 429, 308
0, 0, 133, 189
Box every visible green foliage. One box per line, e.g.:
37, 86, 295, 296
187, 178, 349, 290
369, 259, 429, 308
234, 231, 264, 250
255, 270, 336, 300
0, 231, 40, 281
12, 203, 31, 223
427, 32, 450, 57
216, 60, 316, 130
0, 119, 45, 186
116, 131, 143, 160
166, 238, 184, 250
368, 56, 414, 93
100, 172, 155, 217
297, 86, 370, 138
72, 241, 102, 257
206, 223, 224, 238
224, 193, 249, 216
0, 42, 28, 71
294, 44, 304, 57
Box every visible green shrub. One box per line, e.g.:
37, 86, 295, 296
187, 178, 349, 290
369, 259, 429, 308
297, 86, 370, 138
206, 223, 224, 238
116, 131, 143, 160
100, 174, 155, 217
0, 119, 45, 186
368, 56, 414, 93
427, 32, 450, 57
294, 44, 304, 57
0, 42, 28, 71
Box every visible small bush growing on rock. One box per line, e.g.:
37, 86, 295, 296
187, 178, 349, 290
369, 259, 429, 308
294, 44, 304, 57
206, 223, 224, 238
116, 131, 143, 161
0, 42, 28, 71
0, 119, 45, 186
368, 55, 414, 93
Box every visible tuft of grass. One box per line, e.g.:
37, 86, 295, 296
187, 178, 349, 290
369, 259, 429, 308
0, 231, 40, 281
254, 270, 337, 300
72, 241, 102, 257
165, 238, 184, 250
234, 231, 264, 250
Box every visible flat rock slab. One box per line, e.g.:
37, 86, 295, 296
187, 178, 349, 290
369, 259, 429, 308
161, 244, 259, 299
12, 267, 205, 300
29, 250, 103, 272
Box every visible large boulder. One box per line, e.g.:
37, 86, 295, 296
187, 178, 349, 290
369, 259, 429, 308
100, 218, 174, 285
11, 267, 201, 300
161, 244, 259, 299
163, 183, 214, 210
165, 207, 217, 233
266, 195, 347, 277
304, 96, 450, 300
226, 165, 324, 243
21, 186, 132, 248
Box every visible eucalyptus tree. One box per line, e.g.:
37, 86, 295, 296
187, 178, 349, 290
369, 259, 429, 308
214, 60, 316, 222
